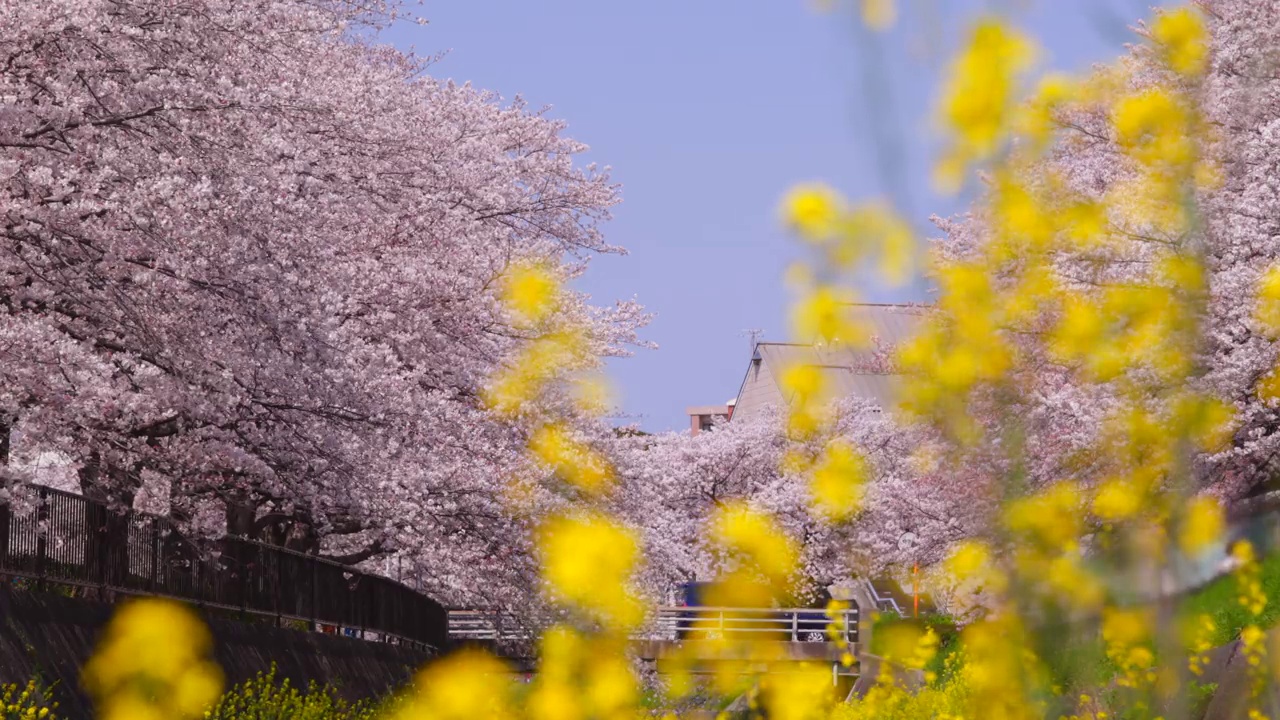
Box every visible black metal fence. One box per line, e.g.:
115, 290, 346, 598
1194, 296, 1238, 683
0, 484, 447, 652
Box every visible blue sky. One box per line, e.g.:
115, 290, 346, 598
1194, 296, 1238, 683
385, 0, 1167, 432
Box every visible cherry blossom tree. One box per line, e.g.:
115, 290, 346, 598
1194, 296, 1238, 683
616, 400, 970, 605
1, 0, 647, 607
925, 0, 1280, 512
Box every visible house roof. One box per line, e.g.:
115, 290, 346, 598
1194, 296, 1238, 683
730, 303, 927, 421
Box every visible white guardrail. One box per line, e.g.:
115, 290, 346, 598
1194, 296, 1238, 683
449, 606, 860, 644
863, 579, 905, 617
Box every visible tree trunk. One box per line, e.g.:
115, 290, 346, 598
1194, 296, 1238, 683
221, 490, 259, 609
224, 496, 256, 540
0, 416, 11, 568
78, 456, 139, 593
284, 519, 320, 555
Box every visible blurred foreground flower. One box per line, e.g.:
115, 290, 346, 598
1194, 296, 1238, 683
391, 649, 514, 720
936, 19, 1036, 192
81, 598, 222, 720
539, 512, 644, 630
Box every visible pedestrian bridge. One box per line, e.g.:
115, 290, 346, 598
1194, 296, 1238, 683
448, 605, 860, 665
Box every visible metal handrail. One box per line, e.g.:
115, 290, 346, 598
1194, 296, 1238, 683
659, 606, 859, 643
863, 579, 904, 617
449, 606, 860, 644
0, 483, 448, 651
448, 610, 530, 641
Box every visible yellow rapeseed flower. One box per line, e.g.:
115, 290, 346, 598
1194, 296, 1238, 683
1255, 265, 1280, 334
82, 598, 223, 720
1050, 295, 1105, 361
569, 373, 614, 415
1151, 7, 1209, 77
782, 183, 844, 241
1061, 200, 1108, 248
835, 201, 915, 284
937, 19, 1036, 192
791, 284, 866, 345
1160, 253, 1206, 295
1045, 553, 1106, 611
761, 663, 837, 720
937, 262, 994, 314
393, 649, 514, 720
1173, 394, 1236, 452
1016, 73, 1074, 149
502, 261, 560, 327
710, 503, 799, 587
529, 422, 614, 493
1004, 482, 1083, 548
1004, 263, 1058, 322
538, 513, 643, 629
1179, 495, 1225, 555
991, 174, 1055, 254
809, 440, 868, 521
1093, 477, 1144, 522
1112, 87, 1195, 171
779, 362, 825, 402
483, 329, 590, 416
584, 650, 638, 718
946, 540, 991, 582
1102, 607, 1153, 652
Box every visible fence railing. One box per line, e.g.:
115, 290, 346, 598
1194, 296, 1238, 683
0, 484, 448, 652
449, 606, 860, 645
863, 578, 904, 617
656, 606, 859, 644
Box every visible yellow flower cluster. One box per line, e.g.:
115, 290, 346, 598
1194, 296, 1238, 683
807, 441, 869, 522
486, 251, 644, 715
525, 627, 637, 720
708, 502, 799, 607
538, 512, 644, 630
894, 260, 1012, 438
0, 680, 55, 720
1252, 266, 1280, 402
1050, 282, 1200, 383
1184, 613, 1217, 677
1110, 86, 1204, 235
782, 188, 912, 283
81, 598, 223, 720
849, 622, 942, 719
501, 262, 560, 328
945, 540, 1008, 599
1101, 607, 1157, 691
936, 20, 1035, 193
860, 6, 1249, 719
529, 423, 614, 494
1150, 7, 1210, 78
1178, 495, 1225, 555
958, 616, 1045, 720
1003, 484, 1111, 614
483, 329, 590, 418
779, 183, 914, 524
1235, 540, 1268, 620
825, 598, 857, 668
757, 663, 839, 720
390, 650, 515, 720
660, 505, 818, 708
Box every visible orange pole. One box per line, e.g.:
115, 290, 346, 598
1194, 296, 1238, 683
913, 563, 919, 618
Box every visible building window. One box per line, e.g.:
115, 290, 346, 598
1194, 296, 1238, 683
699, 415, 714, 432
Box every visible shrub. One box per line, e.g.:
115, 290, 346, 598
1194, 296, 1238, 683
204, 667, 380, 720
0, 678, 58, 719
